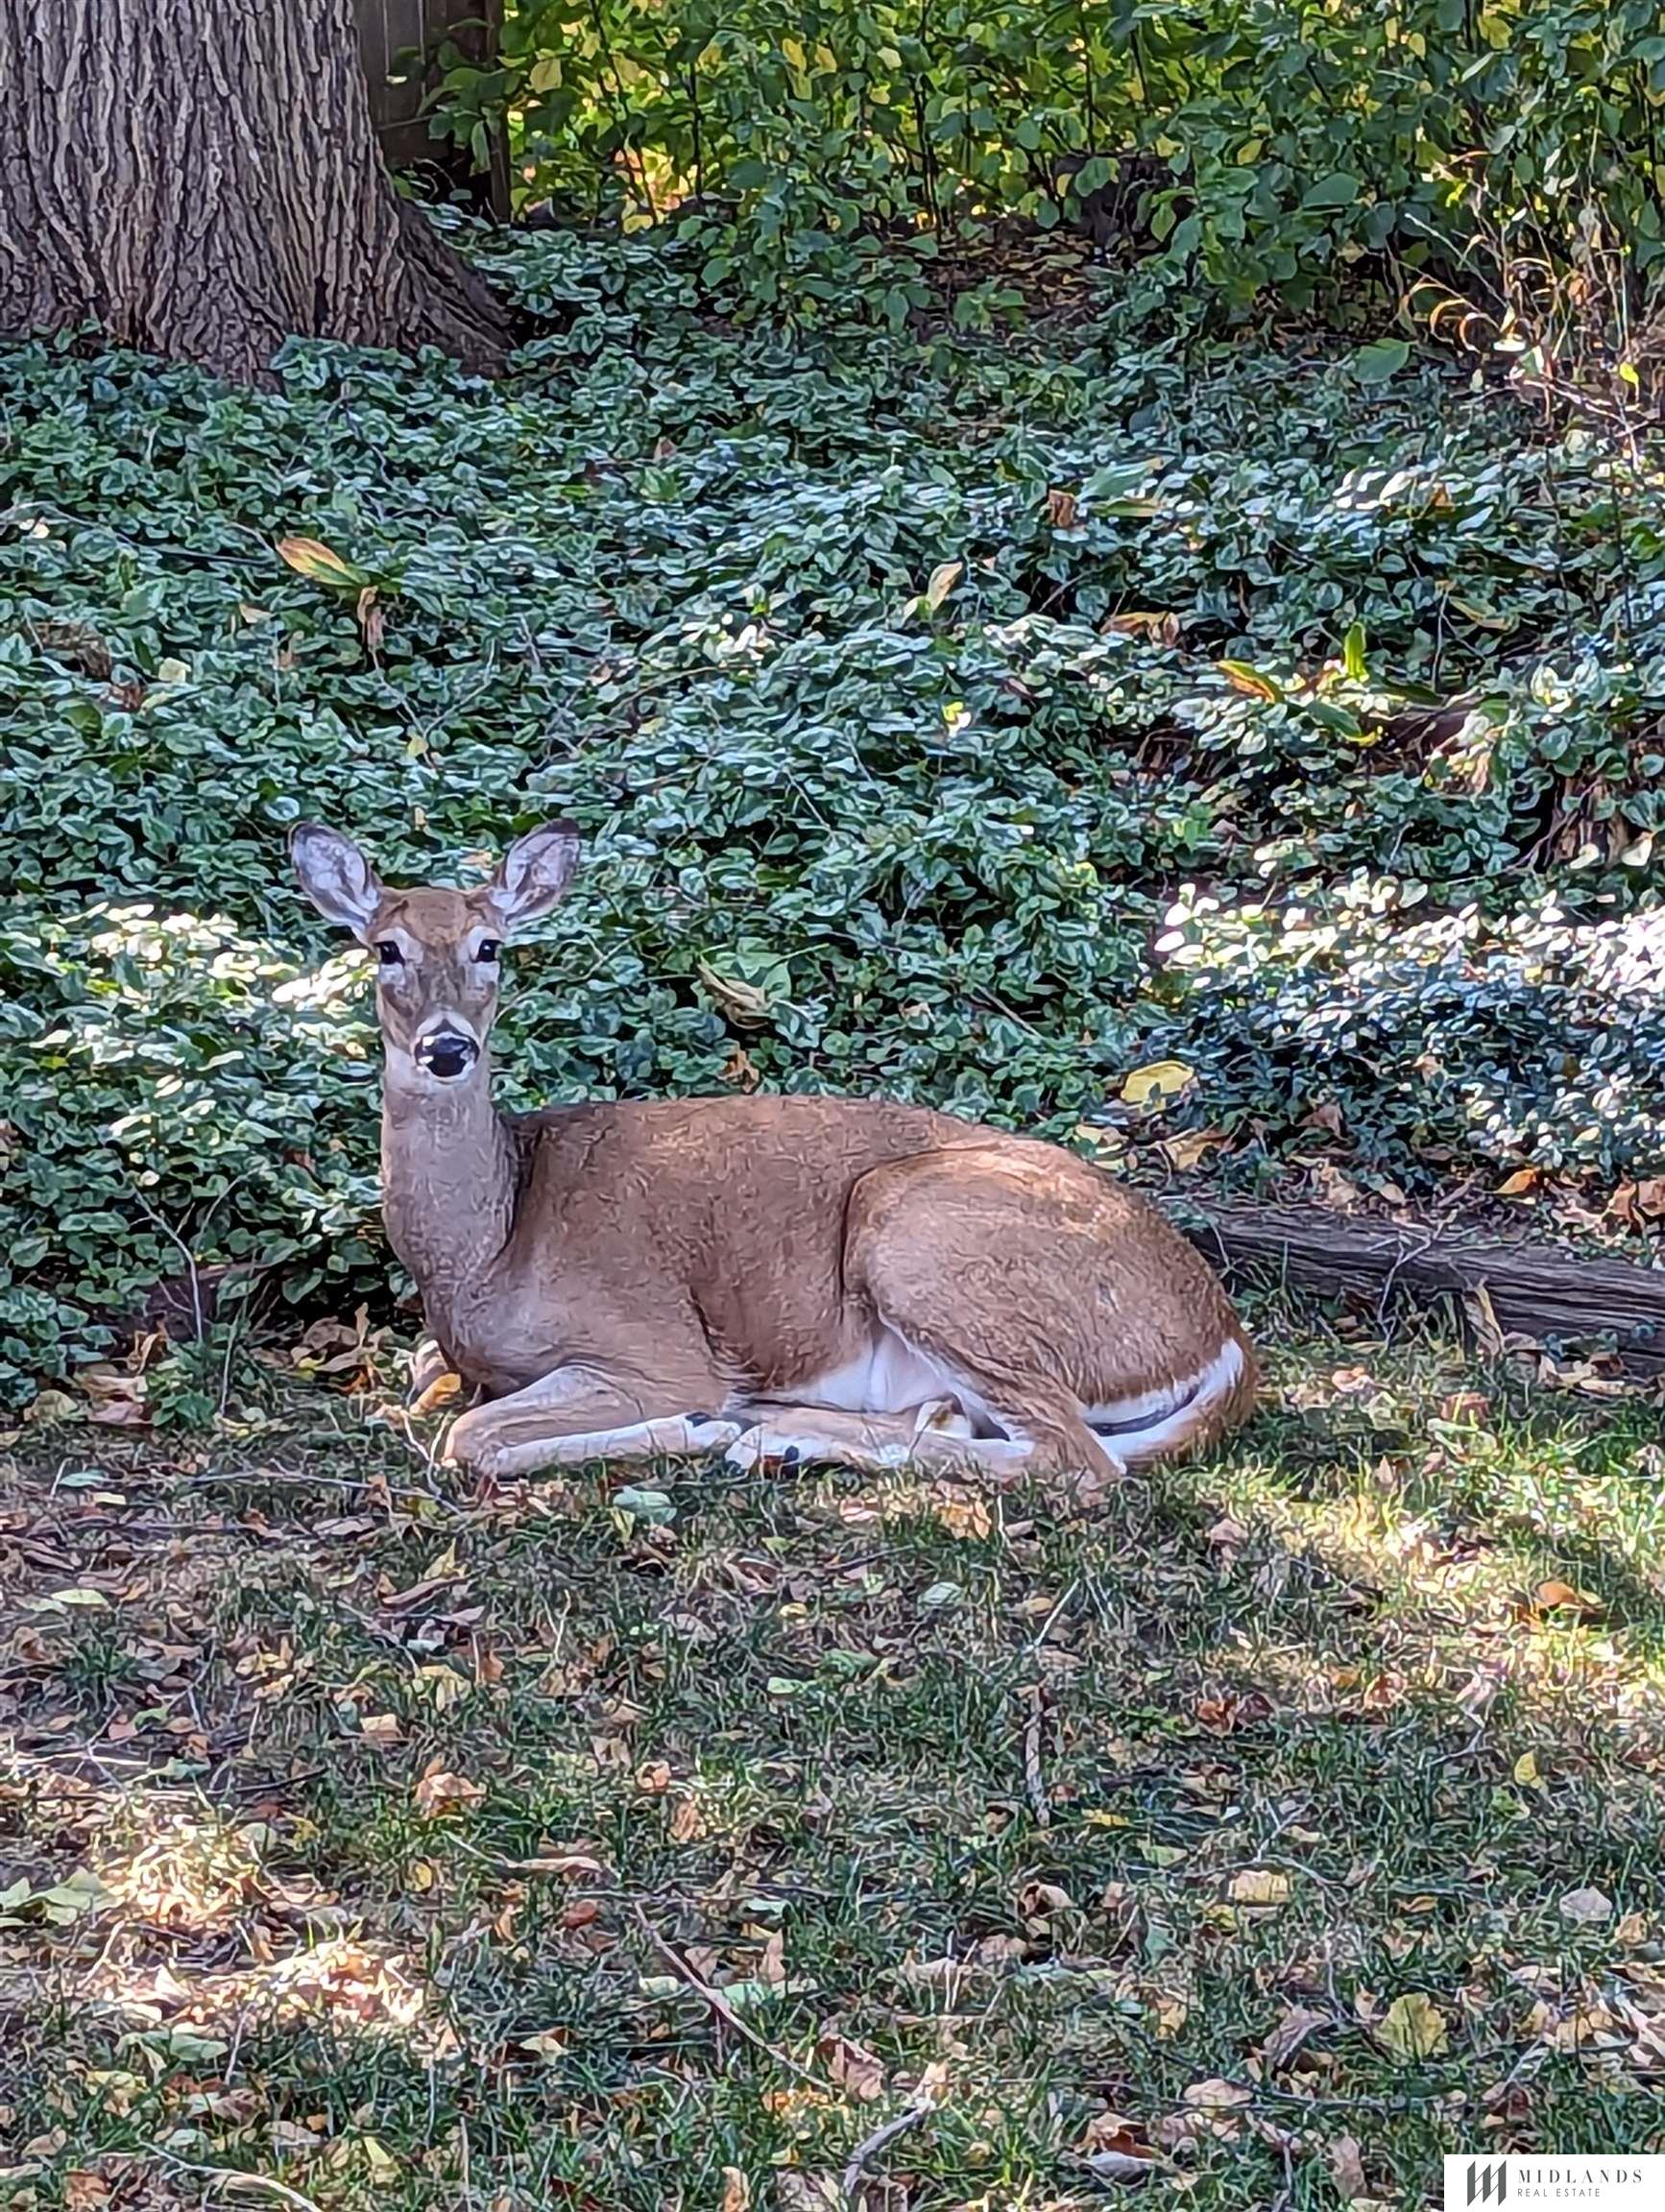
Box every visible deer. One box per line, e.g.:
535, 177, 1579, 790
291, 821, 1258, 1500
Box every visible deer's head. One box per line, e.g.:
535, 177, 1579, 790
292, 822, 579, 1086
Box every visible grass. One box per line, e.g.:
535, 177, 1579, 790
0, 1313, 1662, 2209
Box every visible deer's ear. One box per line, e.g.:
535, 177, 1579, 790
487, 822, 580, 930
292, 823, 384, 936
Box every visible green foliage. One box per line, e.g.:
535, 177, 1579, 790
2, 229, 1663, 1405
434, 0, 1665, 320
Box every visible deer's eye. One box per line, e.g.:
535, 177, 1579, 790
476, 940, 501, 964
376, 942, 404, 968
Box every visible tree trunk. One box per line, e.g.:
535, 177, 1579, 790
0, 0, 513, 385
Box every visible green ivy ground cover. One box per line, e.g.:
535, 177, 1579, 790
3, 230, 1662, 1407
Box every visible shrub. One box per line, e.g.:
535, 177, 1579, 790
3, 233, 1662, 1405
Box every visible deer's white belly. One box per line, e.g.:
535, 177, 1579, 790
788, 1329, 988, 1423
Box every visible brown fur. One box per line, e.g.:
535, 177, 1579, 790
291, 823, 1258, 1494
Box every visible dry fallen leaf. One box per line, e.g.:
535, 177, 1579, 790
1182, 2078, 1253, 2109
1019, 1879, 1074, 1921
1227, 1868, 1291, 1908
1558, 1885, 1614, 1926
1329, 2134, 1369, 2201
1262, 2004, 1329, 2068
1533, 1578, 1604, 1620
1084, 2147, 1157, 2181
276, 535, 369, 590
1195, 1690, 1274, 1734
1159, 1126, 1227, 1171
721, 2169, 752, 2212
24, 1387, 80, 1426
267, 2121, 321, 2152
1496, 1166, 1540, 1196
1106, 608, 1182, 647
1633, 1175, 1665, 1218
1045, 487, 1080, 530
354, 584, 384, 656
974, 1932, 1029, 1966
924, 559, 963, 611
667, 1791, 707, 1843
79, 1363, 149, 1427
1081, 2113, 1156, 2174
1378, 1991, 1448, 2059
412, 1766, 486, 1819
816, 2026, 886, 2102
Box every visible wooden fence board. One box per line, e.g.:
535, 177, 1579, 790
352, 0, 508, 214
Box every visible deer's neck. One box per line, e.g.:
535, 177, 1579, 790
379, 1055, 519, 1332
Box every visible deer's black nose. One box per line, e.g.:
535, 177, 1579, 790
415, 1028, 479, 1081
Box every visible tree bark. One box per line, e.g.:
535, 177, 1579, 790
0, 0, 513, 385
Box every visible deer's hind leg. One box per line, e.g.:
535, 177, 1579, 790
842, 1150, 1140, 1505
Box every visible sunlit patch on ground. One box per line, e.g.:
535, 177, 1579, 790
92, 1934, 443, 2052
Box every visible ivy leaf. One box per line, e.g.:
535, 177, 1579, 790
1301, 171, 1362, 208
1352, 338, 1412, 383
613, 1485, 677, 1526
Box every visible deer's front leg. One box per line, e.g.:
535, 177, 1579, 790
444, 1363, 742, 1480
726, 1401, 1037, 1481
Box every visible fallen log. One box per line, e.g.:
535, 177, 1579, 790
1179, 1202, 1665, 1377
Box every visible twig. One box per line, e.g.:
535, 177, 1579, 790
127, 1189, 205, 1347
842, 2103, 931, 2205
156, 2152, 326, 2212
1020, 1682, 1051, 1828
1017, 1578, 1074, 1826
173, 1466, 466, 1515
629, 1901, 823, 2090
